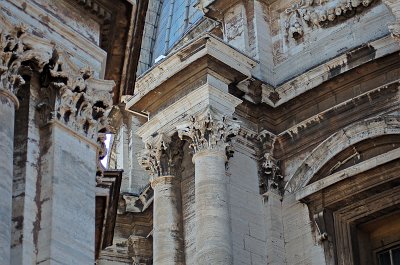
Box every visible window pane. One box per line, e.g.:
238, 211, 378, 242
378, 251, 391, 265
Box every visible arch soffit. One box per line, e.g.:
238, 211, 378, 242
285, 114, 400, 193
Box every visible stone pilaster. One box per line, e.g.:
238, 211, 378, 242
177, 108, 240, 265
34, 49, 114, 264
138, 134, 185, 265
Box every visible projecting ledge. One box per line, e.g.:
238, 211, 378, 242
124, 34, 256, 113
136, 84, 242, 142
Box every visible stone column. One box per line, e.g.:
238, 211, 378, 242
0, 89, 19, 265
138, 134, 185, 265
0, 24, 30, 264
177, 108, 240, 265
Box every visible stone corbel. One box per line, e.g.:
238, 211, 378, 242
313, 210, 329, 242
176, 107, 240, 157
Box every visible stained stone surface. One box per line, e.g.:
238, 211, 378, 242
0, 96, 16, 265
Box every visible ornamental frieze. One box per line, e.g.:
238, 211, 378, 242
284, 0, 375, 40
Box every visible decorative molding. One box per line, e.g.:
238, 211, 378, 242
137, 134, 183, 178
286, 113, 400, 193
284, 0, 375, 40
176, 107, 240, 156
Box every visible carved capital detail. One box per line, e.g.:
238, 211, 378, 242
176, 108, 240, 156
0, 24, 52, 106
0, 22, 114, 140
137, 134, 183, 178
37, 51, 114, 140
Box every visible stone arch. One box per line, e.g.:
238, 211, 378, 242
285, 114, 400, 193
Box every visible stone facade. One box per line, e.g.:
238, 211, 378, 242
0, 0, 146, 264
2, 0, 400, 265
108, 0, 400, 264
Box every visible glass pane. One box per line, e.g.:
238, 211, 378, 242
378, 251, 391, 265
392, 247, 400, 264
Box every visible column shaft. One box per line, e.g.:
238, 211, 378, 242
152, 175, 184, 265
0, 95, 16, 265
193, 150, 232, 265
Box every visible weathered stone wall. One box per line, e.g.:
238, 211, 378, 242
228, 146, 267, 265
222, 0, 395, 86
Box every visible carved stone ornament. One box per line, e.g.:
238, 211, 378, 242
0, 22, 114, 140
176, 108, 240, 155
0, 24, 52, 106
284, 0, 375, 40
260, 153, 284, 194
137, 134, 183, 179
96, 133, 108, 183
382, 0, 400, 39
37, 50, 114, 140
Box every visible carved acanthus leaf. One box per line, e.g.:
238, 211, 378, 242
138, 133, 185, 179
0, 24, 52, 102
176, 108, 240, 155
38, 50, 114, 140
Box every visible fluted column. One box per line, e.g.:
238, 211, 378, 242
177, 108, 240, 265
138, 134, 185, 265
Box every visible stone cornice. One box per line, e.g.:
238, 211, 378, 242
136, 84, 242, 142
261, 35, 400, 107
125, 33, 256, 110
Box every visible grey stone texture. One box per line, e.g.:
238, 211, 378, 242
0, 96, 16, 265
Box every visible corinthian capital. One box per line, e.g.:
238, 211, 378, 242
37, 51, 114, 140
0, 24, 52, 106
176, 108, 240, 155
137, 134, 182, 178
